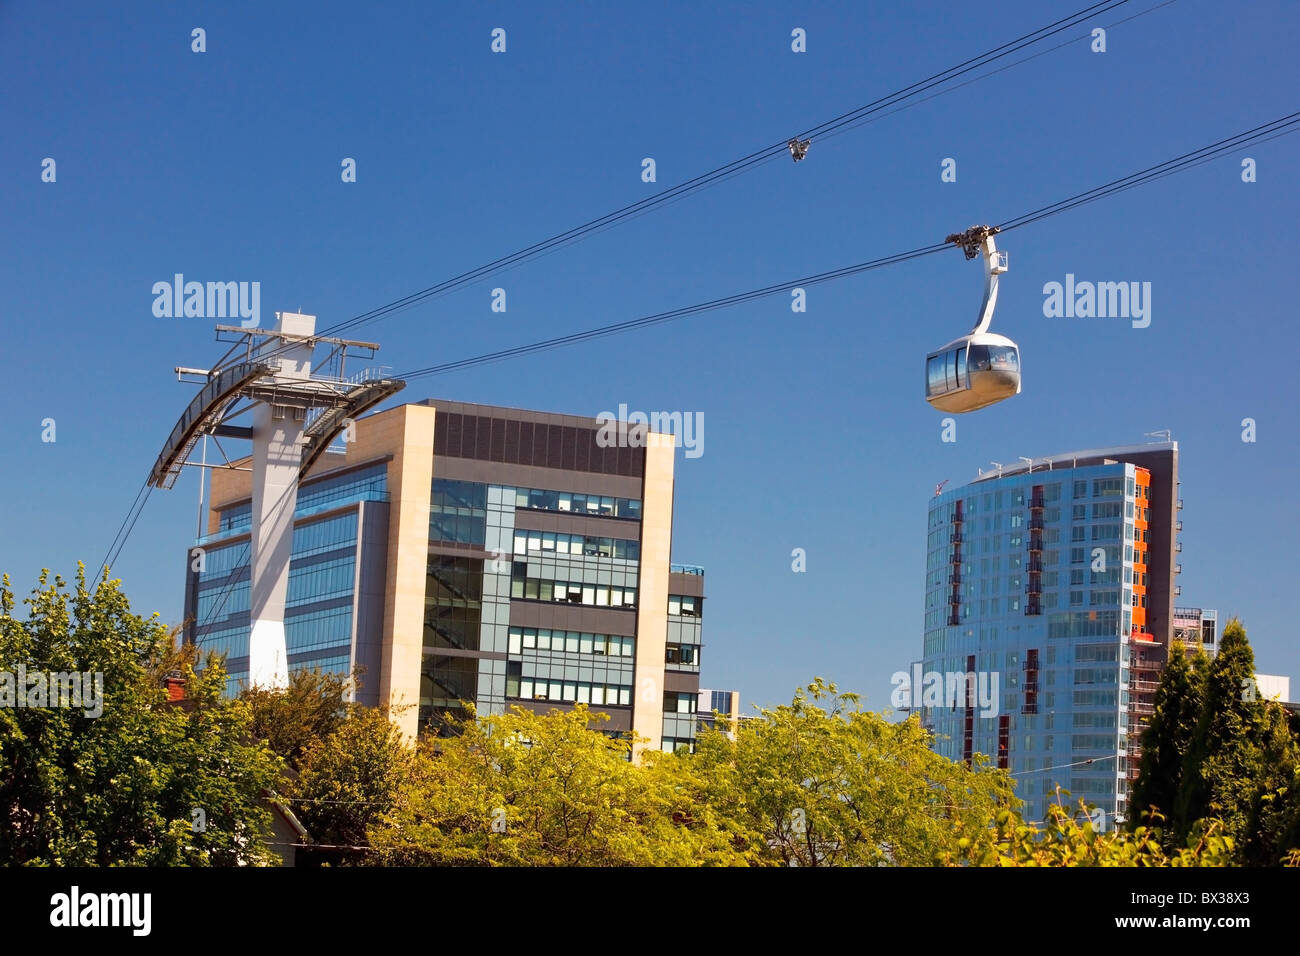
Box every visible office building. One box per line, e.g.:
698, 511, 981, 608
694, 688, 743, 742
184, 399, 706, 755
917, 442, 1181, 825
1254, 674, 1292, 704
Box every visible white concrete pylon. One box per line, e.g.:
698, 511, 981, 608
247, 311, 317, 689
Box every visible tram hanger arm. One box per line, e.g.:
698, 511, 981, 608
945, 225, 1005, 337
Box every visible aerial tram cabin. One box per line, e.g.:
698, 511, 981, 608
925, 226, 1021, 414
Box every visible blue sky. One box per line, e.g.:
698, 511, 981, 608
3, 0, 1298, 713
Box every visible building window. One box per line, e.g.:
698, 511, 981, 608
665, 643, 697, 666
425, 555, 484, 651
430, 479, 488, 546
506, 678, 632, 707
508, 627, 633, 657
1094, 478, 1124, 498
513, 487, 641, 520
669, 594, 701, 617
665, 692, 696, 714
513, 530, 640, 561
510, 567, 637, 609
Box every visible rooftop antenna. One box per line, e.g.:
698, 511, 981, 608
989, 461, 1004, 478
149, 312, 405, 689
1018, 456, 1033, 473
1144, 429, 1172, 443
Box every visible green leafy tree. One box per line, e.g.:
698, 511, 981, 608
689, 678, 1017, 866
244, 666, 352, 770
0, 566, 282, 865
1129, 640, 1206, 836
944, 792, 1237, 867
291, 703, 414, 851
367, 704, 754, 866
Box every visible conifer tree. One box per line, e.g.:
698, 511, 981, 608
1129, 640, 1204, 837
1174, 618, 1265, 843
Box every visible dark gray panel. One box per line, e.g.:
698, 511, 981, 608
353, 499, 390, 707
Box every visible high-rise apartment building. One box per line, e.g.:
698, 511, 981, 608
184, 399, 706, 755
916, 442, 1181, 825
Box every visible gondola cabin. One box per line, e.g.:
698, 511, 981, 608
924, 332, 1020, 414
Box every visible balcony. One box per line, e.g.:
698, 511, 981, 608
950, 533, 963, 544
1175, 541, 1182, 552
1130, 701, 1155, 716
1176, 520, 1183, 532
1030, 495, 1046, 509
1026, 560, 1044, 574
1029, 517, 1045, 531
950, 512, 963, 524
949, 572, 962, 585
1131, 680, 1158, 693
1177, 498, 1183, 510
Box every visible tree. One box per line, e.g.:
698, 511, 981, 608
291, 703, 415, 851
943, 790, 1238, 866
243, 666, 352, 770
0, 566, 282, 865
1174, 618, 1266, 843
688, 678, 1017, 866
367, 704, 755, 866
1129, 640, 1206, 836
1240, 699, 1300, 865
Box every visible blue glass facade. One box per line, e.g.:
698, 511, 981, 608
919, 461, 1141, 825
190, 464, 387, 695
